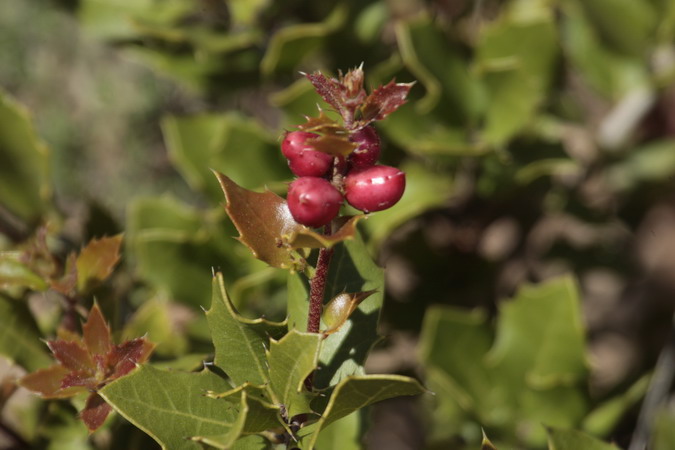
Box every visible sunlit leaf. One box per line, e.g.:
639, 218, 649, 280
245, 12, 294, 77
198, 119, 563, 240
100, 365, 238, 450
76, 234, 123, 292
82, 303, 112, 358
289, 216, 363, 249
18, 365, 75, 398
213, 171, 306, 270
322, 291, 376, 335
360, 79, 415, 123
206, 272, 286, 387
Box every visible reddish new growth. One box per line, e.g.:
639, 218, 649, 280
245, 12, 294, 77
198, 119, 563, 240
281, 67, 414, 228
19, 304, 154, 431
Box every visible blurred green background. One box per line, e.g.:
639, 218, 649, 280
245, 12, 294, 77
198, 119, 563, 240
1, 0, 675, 448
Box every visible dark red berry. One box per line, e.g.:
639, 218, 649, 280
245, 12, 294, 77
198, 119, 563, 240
282, 131, 333, 177
344, 165, 405, 213
349, 126, 381, 169
287, 177, 343, 227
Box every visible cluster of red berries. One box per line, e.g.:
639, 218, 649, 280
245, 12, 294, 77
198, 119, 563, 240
282, 127, 405, 228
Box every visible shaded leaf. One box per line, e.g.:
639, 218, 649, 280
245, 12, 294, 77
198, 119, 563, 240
303, 375, 426, 448
0, 89, 50, 224
80, 393, 113, 432
82, 303, 112, 358
107, 338, 155, 379
482, 430, 498, 449
267, 330, 321, 417
76, 234, 123, 292
100, 365, 238, 450
214, 171, 305, 270
546, 427, 619, 450
206, 272, 286, 387
0, 253, 48, 291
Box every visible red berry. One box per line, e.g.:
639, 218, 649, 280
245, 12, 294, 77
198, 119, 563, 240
349, 126, 380, 169
344, 165, 405, 213
282, 131, 333, 177
287, 177, 343, 227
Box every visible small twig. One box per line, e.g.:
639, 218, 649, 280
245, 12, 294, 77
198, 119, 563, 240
307, 242, 333, 334
628, 312, 675, 450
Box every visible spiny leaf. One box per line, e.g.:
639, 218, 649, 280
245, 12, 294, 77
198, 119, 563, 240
296, 110, 345, 136
307, 133, 356, 157
481, 429, 498, 449
47, 340, 93, 372
18, 365, 79, 398
267, 330, 321, 417
206, 272, 286, 387
81, 393, 113, 432
360, 79, 415, 123
322, 291, 377, 335
305, 72, 350, 119
289, 216, 363, 249
303, 375, 426, 448
99, 365, 238, 450
83, 303, 112, 358
213, 170, 305, 270
76, 234, 123, 292
106, 338, 155, 379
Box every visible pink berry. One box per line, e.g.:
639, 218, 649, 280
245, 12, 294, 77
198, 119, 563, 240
282, 131, 333, 177
349, 126, 381, 169
287, 177, 343, 227
344, 165, 405, 213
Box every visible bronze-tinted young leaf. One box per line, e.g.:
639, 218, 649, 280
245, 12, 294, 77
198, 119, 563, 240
341, 67, 367, 104
297, 110, 342, 131
18, 365, 74, 398
107, 338, 155, 379
322, 290, 377, 335
213, 170, 305, 270
80, 393, 113, 432
306, 71, 349, 118
83, 304, 112, 358
76, 234, 123, 292
360, 80, 415, 123
47, 340, 94, 372
289, 216, 363, 249
308, 133, 356, 157
61, 370, 96, 389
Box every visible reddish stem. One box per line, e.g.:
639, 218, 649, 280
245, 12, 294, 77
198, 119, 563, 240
307, 245, 333, 333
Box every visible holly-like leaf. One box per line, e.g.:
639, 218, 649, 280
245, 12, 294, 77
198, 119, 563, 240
99, 365, 239, 450
546, 427, 619, 450
83, 303, 112, 358
289, 216, 363, 249
106, 338, 155, 379
321, 291, 377, 335
307, 134, 356, 157
296, 110, 345, 136
76, 234, 123, 292
80, 393, 113, 432
213, 171, 305, 270
206, 272, 286, 387
267, 330, 321, 417
302, 375, 426, 448
305, 72, 350, 119
481, 430, 498, 449
18, 365, 78, 398
360, 79, 415, 123
46, 340, 93, 373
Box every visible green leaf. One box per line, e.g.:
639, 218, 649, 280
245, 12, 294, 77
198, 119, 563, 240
260, 4, 347, 76
207, 272, 286, 387
0, 89, 50, 224
0, 295, 51, 371
191, 386, 280, 448
488, 276, 589, 388
313, 411, 361, 450
606, 140, 675, 191
475, 1, 558, 146
361, 161, 453, 248
127, 196, 237, 308
267, 330, 321, 417
0, 253, 48, 291
162, 113, 287, 203
122, 298, 189, 358
99, 365, 237, 450
315, 232, 384, 388
302, 375, 426, 449
481, 430, 498, 449
546, 427, 619, 450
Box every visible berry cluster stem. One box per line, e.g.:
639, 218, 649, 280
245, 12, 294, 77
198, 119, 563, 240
307, 232, 333, 333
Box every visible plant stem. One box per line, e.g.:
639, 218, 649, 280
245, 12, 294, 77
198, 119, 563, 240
307, 245, 333, 333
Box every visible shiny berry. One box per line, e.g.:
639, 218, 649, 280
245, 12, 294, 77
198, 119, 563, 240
287, 177, 343, 227
349, 126, 381, 169
282, 131, 333, 177
344, 165, 405, 213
